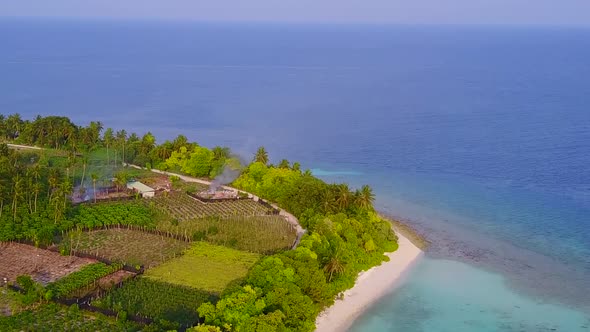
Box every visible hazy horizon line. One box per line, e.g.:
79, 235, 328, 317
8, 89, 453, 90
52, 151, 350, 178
2, 15, 590, 29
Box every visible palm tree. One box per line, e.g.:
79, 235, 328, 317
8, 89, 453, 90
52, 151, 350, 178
172, 134, 188, 151
91, 173, 98, 203
66, 149, 76, 181
278, 159, 290, 169
116, 129, 127, 165
80, 156, 88, 189
212, 146, 230, 160
11, 175, 24, 220
47, 169, 59, 201
322, 188, 336, 214
32, 182, 41, 213
335, 184, 352, 211
114, 171, 129, 192
324, 250, 346, 282
103, 128, 114, 166
292, 162, 301, 172
6, 113, 22, 139
355, 185, 375, 210
254, 146, 268, 165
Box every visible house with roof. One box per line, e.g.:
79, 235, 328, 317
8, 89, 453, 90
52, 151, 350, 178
126, 181, 155, 198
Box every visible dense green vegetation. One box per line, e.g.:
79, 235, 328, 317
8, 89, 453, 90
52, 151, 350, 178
0, 302, 143, 332
196, 161, 398, 331
0, 145, 73, 245
46, 262, 122, 299
0, 114, 229, 173
67, 202, 156, 230
93, 278, 215, 330
145, 242, 260, 294
0, 287, 27, 316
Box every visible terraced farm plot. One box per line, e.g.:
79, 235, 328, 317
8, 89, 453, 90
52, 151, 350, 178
154, 192, 270, 219
0, 243, 96, 285
157, 215, 297, 253
145, 242, 260, 293
62, 229, 190, 268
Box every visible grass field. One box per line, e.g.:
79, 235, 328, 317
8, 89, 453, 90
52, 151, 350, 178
92, 277, 213, 329
62, 229, 190, 268
156, 215, 297, 253
144, 242, 260, 294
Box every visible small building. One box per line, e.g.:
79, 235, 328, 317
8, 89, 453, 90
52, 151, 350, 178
126, 181, 155, 198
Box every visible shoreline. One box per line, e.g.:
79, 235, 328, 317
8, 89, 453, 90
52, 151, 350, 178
379, 212, 430, 251
315, 231, 424, 332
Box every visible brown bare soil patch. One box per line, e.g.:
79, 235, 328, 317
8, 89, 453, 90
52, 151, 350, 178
98, 270, 135, 288
0, 242, 97, 285
141, 174, 170, 190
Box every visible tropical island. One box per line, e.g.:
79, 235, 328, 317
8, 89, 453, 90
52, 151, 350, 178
0, 114, 422, 332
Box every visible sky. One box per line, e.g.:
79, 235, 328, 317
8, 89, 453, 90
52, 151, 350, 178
1, 0, 590, 25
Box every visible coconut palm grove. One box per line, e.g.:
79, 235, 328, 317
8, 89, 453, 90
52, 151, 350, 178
0, 114, 398, 331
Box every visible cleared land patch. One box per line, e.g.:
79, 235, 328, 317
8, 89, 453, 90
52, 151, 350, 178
145, 242, 260, 293
0, 243, 96, 285
61, 228, 190, 268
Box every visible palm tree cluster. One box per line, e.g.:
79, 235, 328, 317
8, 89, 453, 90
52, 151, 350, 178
0, 144, 71, 223
320, 183, 375, 214
0, 114, 102, 151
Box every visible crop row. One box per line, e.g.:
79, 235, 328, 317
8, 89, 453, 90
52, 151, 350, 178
65, 203, 156, 230
153, 192, 270, 220
156, 215, 297, 254
0, 303, 142, 332
46, 263, 123, 299
92, 277, 214, 330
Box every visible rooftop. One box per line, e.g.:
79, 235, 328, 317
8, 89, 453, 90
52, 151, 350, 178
127, 181, 155, 193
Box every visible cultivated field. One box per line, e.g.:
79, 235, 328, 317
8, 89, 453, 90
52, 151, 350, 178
0, 243, 96, 285
61, 229, 190, 268
92, 277, 213, 329
157, 215, 297, 253
0, 303, 141, 331
145, 242, 260, 293
151, 191, 297, 253
154, 192, 271, 219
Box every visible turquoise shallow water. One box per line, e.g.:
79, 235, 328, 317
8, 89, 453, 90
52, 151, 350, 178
349, 258, 590, 332
316, 168, 590, 330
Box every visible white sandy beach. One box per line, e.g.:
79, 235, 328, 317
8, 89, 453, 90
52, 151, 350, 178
315, 232, 424, 332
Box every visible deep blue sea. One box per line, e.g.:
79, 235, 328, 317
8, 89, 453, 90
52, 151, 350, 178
1, 19, 589, 331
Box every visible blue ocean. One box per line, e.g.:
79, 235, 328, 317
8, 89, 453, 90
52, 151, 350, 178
1, 19, 589, 330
